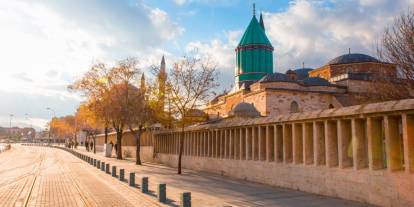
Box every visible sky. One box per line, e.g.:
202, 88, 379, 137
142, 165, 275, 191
0, 0, 412, 130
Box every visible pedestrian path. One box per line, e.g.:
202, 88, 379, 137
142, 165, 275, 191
74, 146, 375, 207
0, 145, 163, 207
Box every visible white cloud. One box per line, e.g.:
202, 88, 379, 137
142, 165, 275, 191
187, 0, 413, 82
150, 8, 185, 40
264, 0, 413, 71
0, 0, 183, 129
185, 30, 242, 89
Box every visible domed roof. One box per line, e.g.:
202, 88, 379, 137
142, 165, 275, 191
238, 16, 272, 46
302, 77, 331, 86
258, 73, 292, 83
294, 68, 313, 80
230, 102, 260, 118
328, 53, 379, 65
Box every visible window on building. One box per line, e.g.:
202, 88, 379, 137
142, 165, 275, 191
329, 104, 334, 109
290, 101, 299, 113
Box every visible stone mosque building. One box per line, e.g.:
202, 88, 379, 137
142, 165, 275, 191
204, 9, 405, 118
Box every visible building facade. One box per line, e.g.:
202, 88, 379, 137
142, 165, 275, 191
204, 10, 412, 119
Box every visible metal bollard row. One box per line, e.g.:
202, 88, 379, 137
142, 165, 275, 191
31, 145, 192, 207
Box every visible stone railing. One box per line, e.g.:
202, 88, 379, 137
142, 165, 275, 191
153, 99, 414, 207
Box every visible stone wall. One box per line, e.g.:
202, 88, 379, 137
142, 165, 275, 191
154, 99, 414, 207
94, 129, 155, 162
264, 90, 337, 116
309, 62, 396, 80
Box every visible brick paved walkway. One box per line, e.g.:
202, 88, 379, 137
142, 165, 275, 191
0, 145, 164, 207
74, 147, 376, 207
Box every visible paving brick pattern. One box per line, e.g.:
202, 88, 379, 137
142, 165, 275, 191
0, 145, 161, 207
75, 147, 376, 207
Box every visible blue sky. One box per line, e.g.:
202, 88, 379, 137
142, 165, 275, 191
0, 0, 412, 129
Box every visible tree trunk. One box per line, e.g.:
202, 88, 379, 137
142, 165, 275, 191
93, 136, 96, 154
104, 127, 108, 144
116, 130, 123, 159
178, 125, 185, 174
134, 126, 142, 165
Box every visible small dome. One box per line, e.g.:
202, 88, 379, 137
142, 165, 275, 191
302, 77, 331, 86
328, 53, 379, 65
258, 73, 292, 83
293, 68, 313, 80
230, 102, 260, 118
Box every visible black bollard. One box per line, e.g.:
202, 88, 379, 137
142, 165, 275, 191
106, 163, 110, 174
181, 192, 191, 207
141, 177, 148, 193
129, 172, 135, 187
119, 169, 125, 181
112, 166, 117, 177
158, 184, 167, 203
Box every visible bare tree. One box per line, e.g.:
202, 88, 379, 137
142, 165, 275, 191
167, 55, 218, 174
378, 9, 414, 85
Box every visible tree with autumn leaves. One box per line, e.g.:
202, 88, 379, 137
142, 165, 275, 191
69, 54, 218, 172
70, 58, 153, 162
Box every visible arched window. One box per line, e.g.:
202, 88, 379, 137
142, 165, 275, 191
290, 101, 299, 113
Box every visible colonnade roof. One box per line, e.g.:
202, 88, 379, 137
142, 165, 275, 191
156, 98, 414, 133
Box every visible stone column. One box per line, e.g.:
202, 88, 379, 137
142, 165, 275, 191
234, 128, 240, 160
210, 130, 214, 158
175, 133, 179, 155
220, 130, 225, 159
293, 123, 303, 164
266, 125, 274, 162
205, 131, 209, 157
259, 126, 266, 161
229, 129, 234, 159
402, 114, 414, 173
275, 125, 283, 162
352, 118, 368, 170
384, 116, 403, 171
303, 122, 313, 165
252, 127, 258, 161
224, 129, 228, 159
203, 131, 207, 157
240, 128, 246, 160
194, 132, 198, 157
325, 120, 338, 167
313, 121, 325, 166
246, 127, 252, 160
283, 124, 293, 163
216, 130, 220, 158
367, 117, 385, 170
338, 119, 352, 168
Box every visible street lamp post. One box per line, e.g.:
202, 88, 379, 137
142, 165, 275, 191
46, 107, 56, 144
9, 114, 13, 143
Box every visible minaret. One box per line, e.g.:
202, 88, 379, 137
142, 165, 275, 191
259, 12, 265, 30
158, 56, 167, 112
